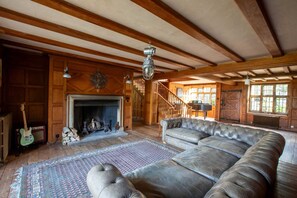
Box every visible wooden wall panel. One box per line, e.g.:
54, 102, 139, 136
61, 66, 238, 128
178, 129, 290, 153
48, 55, 133, 142
2, 47, 48, 150
48, 56, 65, 142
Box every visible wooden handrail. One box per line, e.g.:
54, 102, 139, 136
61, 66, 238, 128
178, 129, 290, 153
155, 92, 175, 109
157, 82, 191, 109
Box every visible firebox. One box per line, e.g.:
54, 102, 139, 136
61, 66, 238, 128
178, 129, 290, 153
66, 95, 124, 134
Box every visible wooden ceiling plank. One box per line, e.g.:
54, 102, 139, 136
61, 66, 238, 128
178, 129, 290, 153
235, 0, 283, 57
283, 66, 290, 73
248, 71, 257, 76
131, 0, 243, 62
154, 52, 297, 79
222, 71, 297, 81
264, 69, 272, 75
235, 72, 244, 78
0, 27, 175, 71
0, 7, 192, 69
32, 0, 214, 65
198, 76, 236, 85
0, 39, 142, 72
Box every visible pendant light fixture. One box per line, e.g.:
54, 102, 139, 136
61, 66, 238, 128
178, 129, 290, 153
142, 45, 156, 80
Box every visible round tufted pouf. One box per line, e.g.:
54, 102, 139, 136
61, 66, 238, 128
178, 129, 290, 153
87, 163, 145, 198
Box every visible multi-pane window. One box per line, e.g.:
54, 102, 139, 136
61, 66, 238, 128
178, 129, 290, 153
249, 84, 288, 114
188, 86, 216, 105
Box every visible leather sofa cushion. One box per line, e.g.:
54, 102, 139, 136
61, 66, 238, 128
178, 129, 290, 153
204, 166, 267, 198
181, 118, 216, 136
166, 128, 209, 143
126, 160, 214, 198
198, 136, 250, 158
165, 135, 197, 150
172, 146, 239, 182
214, 123, 269, 145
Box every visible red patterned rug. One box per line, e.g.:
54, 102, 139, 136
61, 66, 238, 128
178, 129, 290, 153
10, 139, 179, 198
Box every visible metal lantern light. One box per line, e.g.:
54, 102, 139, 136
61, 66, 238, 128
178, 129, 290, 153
142, 45, 156, 80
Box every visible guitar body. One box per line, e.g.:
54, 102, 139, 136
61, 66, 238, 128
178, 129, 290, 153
19, 103, 34, 146
20, 127, 34, 146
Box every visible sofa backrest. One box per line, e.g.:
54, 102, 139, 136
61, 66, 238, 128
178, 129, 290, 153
181, 118, 217, 136
204, 132, 285, 198
213, 123, 269, 146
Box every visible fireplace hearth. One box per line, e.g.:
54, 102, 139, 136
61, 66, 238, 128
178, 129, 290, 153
66, 95, 124, 135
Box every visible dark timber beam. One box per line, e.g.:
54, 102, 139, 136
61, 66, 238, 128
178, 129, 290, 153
0, 39, 142, 72
32, 0, 214, 65
154, 53, 297, 79
131, 0, 243, 62
221, 71, 297, 81
0, 27, 175, 71
0, 7, 194, 69
235, 0, 283, 57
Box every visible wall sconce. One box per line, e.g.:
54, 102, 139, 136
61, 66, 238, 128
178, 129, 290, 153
124, 75, 132, 84
125, 96, 130, 103
63, 66, 71, 78
142, 45, 156, 80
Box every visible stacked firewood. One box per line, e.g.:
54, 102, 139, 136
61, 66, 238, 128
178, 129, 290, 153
62, 127, 80, 145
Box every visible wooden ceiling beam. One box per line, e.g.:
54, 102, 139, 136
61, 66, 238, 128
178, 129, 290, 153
154, 53, 297, 79
235, 0, 283, 57
131, 0, 243, 62
264, 69, 272, 75
235, 72, 244, 78
0, 27, 175, 72
248, 71, 257, 76
0, 39, 143, 72
222, 71, 297, 81
198, 76, 236, 85
283, 66, 290, 73
32, 0, 214, 65
0, 7, 193, 69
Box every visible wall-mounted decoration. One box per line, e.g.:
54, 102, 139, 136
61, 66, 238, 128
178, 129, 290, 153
90, 70, 108, 91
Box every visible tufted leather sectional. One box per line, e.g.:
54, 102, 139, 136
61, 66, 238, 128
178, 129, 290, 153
87, 118, 285, 198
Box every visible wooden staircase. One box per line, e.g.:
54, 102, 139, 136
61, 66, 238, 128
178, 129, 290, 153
156, 82, 192, 122
132, 80, 192, 123
132, 79, 145, 121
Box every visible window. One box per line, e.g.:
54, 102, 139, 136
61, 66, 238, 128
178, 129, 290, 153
187, 86, 216, 106
249, 84, 288, 114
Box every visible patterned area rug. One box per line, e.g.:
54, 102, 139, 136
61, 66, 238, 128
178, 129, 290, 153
10, 140, 179, 198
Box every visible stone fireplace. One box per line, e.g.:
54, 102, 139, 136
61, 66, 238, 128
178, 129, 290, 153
66, 95, 124, 133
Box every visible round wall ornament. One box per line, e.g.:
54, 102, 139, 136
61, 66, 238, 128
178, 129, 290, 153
90, 71, 108, 90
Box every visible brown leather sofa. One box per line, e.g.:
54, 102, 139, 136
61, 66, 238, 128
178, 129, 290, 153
87, 118, 285, 198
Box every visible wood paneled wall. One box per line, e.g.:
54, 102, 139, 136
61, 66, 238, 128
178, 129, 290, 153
48, 55, 133, 142
289, 80, 297, 131
2, 47, 49, 148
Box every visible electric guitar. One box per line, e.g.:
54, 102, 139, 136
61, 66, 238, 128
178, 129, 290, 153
20, 103, 34, 146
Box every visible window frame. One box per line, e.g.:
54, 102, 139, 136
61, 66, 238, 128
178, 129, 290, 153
249, 83, 289, 115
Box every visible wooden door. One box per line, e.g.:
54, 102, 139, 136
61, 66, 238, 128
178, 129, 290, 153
220, 90, 241, 122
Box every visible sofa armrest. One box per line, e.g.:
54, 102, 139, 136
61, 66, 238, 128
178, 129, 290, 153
87, 163, 145, 198
160, 118, 182, 142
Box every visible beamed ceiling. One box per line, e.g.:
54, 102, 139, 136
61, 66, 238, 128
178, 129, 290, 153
1, 0, 297, 84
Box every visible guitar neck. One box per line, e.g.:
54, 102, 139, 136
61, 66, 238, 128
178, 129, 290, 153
22, 110, 28, 131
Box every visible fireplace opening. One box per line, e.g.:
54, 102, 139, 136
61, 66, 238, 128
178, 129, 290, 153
74, 100, 119, 134
67, 95, 123, 136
